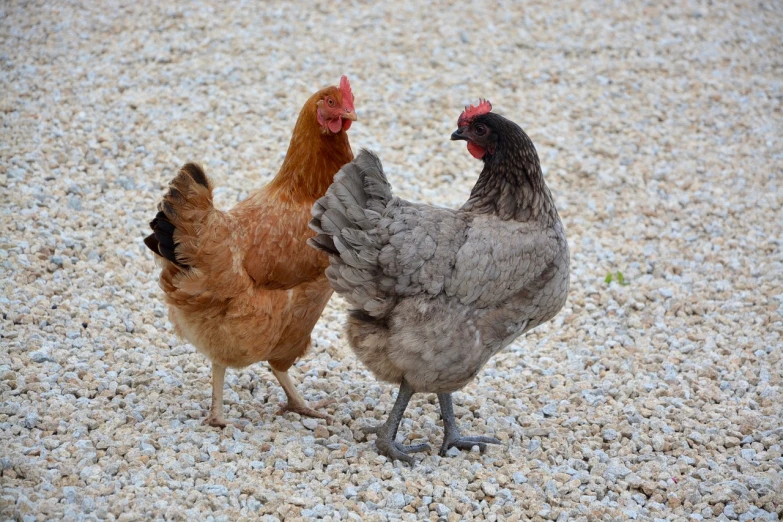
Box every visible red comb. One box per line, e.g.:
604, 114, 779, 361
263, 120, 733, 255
458, 99, 492, 126
340, 75, 355, 112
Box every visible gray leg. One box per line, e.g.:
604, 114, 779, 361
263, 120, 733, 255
438, 392, 501, 456
362, 379, 430, 463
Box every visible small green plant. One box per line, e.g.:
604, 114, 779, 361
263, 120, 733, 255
605, 271, 629, 286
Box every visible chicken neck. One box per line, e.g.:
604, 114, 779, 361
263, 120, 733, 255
462, 122, 559, 225
268, 101, 354, 202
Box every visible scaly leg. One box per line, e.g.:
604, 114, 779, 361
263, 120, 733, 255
271, 367, 333, 420
362, 379, 430, 463
438, 392, 501, 456
204, 363, 228, 427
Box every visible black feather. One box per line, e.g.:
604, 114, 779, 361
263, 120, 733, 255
146, 211, 189, 268
143, 234, 160, 256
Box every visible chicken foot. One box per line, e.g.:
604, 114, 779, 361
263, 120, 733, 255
271, 368, 333, 420
437, 392, 501, 456
362, 379, 431, 464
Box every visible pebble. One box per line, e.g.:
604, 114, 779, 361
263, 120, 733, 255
544, 480, 558, 499
481, 481, 497, 497
199, 485, 228, 496
28, 350, 53, 363
604, 462, 632, 483
740, 449, 756, 461
1, 1, 781, 520
386, 492, 406, 509
445, 446, 461, 457
301, 418, 319, 431
602, 429, 619, 442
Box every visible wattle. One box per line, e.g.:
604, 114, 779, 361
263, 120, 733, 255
328, 118, 343, 133
467, 141, 486, 159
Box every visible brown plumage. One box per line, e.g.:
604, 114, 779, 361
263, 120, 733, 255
309, 105, 569, 462
144, 77, 357, 427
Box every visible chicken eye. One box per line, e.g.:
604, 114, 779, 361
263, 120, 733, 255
326, 97, 335, 108
474, 124, 487, 136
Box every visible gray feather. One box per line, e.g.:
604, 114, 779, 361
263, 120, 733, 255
320, 209, 353, 236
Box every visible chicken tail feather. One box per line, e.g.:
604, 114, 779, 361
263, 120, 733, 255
310, 149, 396, 318
309, 149, 391, 246
144, 163, 215, 269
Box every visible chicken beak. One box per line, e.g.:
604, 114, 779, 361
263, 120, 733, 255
343, 111, 358, 122
451, 127, 469, 141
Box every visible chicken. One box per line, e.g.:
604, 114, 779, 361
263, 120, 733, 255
143, 76, 357, 427
308, 100, 569, 462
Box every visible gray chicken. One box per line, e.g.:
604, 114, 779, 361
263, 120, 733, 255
308, 100, 570, 462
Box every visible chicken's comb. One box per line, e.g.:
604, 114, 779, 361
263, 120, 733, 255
340, 75, 355, 111
458, 99, 492, 127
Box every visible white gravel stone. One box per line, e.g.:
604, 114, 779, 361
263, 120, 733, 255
434, 503, 450, 517
481, 481, 498, 497
386, 492, 406, 509
445, 446, 461, 457
301, 418, 318, 431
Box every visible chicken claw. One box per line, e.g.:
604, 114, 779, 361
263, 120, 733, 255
203, 415, 249, 429
203, 414, 228, 428
373, 436, 430, 464
272, 368, 333, 420
276, 398, 334, 420
437, 393, 502, 456
361, 380, 430, 463
439, 434, 502, 456
361, 424, 430, 463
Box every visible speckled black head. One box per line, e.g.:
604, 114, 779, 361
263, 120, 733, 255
453, 112, 541, 177
452, 99, 495, 160
452, 112, 509, 160
456, 111, 554, 222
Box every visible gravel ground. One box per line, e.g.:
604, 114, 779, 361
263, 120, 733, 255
1, 1, 782, 521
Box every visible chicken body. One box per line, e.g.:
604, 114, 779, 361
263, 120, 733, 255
309, 107, 569, 461
145, 79, 356, 426
343, 212, 568, 394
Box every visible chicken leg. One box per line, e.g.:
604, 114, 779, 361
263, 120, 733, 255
438, 392, 501, 456
204, 363, 229, 427
271, 367, 333, 420
362, 379, 430, 464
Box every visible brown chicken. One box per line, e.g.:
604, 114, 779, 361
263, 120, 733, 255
143, 76, 357, 427
309, 101, 569, 461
